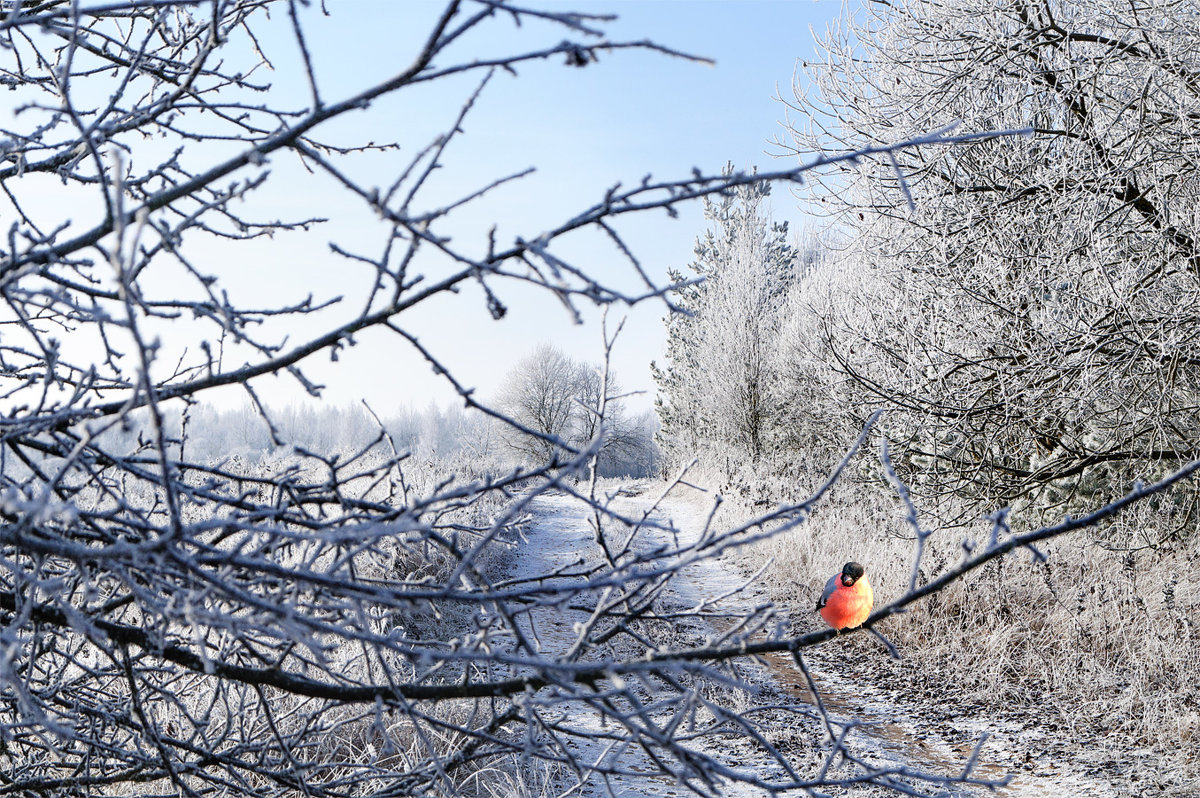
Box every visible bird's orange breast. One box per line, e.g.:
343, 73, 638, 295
819, 576, 873, 630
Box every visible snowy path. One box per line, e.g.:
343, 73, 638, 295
507, 485, 1122, 798
506, 488, 794, 797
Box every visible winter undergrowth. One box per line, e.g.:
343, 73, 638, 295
715, 467, 1200, 790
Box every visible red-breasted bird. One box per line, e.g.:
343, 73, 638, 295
816, 561, 873, 631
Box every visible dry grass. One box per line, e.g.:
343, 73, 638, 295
729, 476, 1200, 790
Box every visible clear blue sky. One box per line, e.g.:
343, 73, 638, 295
201, 1, 846, 414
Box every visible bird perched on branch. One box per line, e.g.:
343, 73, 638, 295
817, 561, 873, 631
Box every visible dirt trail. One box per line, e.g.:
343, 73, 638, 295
512, 485, 1122, 797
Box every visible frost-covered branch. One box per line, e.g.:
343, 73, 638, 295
0, 2, 1061, 796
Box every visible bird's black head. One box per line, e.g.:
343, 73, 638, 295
841, 561, 865, 587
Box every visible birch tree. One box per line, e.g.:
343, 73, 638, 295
497, 344, 583, 463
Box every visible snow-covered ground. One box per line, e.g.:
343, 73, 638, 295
506, 483, 1125, 797
506, 488, 798, 797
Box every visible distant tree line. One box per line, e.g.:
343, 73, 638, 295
90, 363, 660, 479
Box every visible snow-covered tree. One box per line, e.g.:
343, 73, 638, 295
654, 171, 799, 471
497, 344, 586, 463
497, 343, 655, 476
783, 0, 1200, 515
